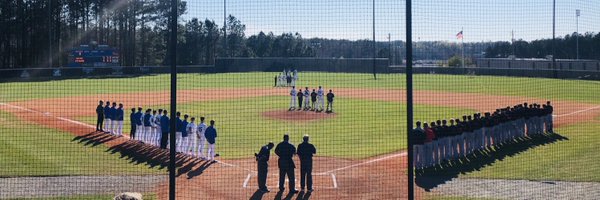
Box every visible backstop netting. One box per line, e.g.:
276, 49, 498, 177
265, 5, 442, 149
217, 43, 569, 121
0, 0, 599, 200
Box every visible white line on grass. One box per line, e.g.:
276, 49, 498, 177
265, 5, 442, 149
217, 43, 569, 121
553, 105, 600, 118
320, 152, 407, 174
0, 102, 249, 171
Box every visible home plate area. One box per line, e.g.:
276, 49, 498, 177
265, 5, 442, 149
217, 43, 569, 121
242, 173, 338, 189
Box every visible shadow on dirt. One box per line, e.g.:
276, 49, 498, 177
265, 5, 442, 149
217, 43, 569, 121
416, 132, 568, 191
72, 131, 214, 174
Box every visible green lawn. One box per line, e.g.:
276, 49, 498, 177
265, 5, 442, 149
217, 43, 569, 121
0, 110, 164, 177
1, 72, 599, 104
79, 96, 474, 159
462, 122, 600, 182
7, 193, 156, 200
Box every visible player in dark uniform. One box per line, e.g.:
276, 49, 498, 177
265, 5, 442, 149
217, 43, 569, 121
310, 89, 317, 111
412, 121, 426, 168
544, 101, 554, 133
160, 110, 170, 149
297, 135, 316, 191
326, 90, 335, 113
275, 134, 298, 193
129, 108, 137, 140
96, 100, 104, 132
286, 74, 292, 87
255, 142, 275, 193
297, 89, 304, 110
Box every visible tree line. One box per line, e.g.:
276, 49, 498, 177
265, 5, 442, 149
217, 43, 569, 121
2, 1, 598, 68
485, 32, 600, 60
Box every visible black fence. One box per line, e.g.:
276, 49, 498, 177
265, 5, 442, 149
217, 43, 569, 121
4, 65, 600, 82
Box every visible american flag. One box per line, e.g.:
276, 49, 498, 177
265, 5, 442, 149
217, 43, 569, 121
456, 31, 463, 39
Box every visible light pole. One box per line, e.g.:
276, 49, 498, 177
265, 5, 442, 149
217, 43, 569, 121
576, 9, 580, 60
223, 0, 227, 57
372, 0, 377, 80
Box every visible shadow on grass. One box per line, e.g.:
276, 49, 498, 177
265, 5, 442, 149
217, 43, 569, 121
416, 132, 568, 191
72, 131, 215, 175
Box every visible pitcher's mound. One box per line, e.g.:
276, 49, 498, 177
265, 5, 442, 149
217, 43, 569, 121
262, 110, 336, 122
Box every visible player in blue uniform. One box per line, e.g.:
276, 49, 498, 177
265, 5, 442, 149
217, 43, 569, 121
109, 102, 117, 134
160, 110, 170, 149
134, 107, 143, 141
103, 101, 111, 133
143, 109, 152, 143
205, 120, 218, 161
114, 104, 124, 136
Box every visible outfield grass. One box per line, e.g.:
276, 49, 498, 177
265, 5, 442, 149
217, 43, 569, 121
462, 122, 600, 182
78, 96, 474, 159
0, 110, 164, 177
1, 72, 599, 104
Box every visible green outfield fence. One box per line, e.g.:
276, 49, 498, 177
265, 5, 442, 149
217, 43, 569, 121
1, 0, 600, 200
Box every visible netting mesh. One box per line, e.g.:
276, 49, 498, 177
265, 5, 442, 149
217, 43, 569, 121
0, 0, 599, 200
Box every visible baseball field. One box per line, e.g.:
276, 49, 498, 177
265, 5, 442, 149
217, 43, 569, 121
1, 72, 600, 199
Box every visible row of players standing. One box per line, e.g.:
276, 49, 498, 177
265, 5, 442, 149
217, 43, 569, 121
289, 86, 335, 113
95, 101, 124, 135
411, 102, 553, 169
276, 69, 298, 87
95, 101, 219, 161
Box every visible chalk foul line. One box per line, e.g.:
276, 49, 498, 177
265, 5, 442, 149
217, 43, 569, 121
553, 105, 600, 118
319, 152, 408, 175
0, 102, 249, 171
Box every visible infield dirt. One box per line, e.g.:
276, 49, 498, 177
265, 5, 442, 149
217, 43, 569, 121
2, 88, 599, 199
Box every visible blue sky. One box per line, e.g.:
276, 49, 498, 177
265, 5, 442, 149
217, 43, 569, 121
184, 0, 599, 42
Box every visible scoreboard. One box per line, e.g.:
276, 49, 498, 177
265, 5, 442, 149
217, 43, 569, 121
68, 44, 119, 67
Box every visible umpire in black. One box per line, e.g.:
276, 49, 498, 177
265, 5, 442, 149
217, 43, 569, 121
255, 142, 274, 193
275, 134, 298, 193
297, 135, 316, 192
96, 100, 104, 132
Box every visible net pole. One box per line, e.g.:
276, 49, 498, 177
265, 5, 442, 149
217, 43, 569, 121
406, 0, 415, 199
168, 0, 178, 199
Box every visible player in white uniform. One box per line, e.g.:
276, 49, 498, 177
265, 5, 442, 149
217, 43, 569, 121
292, 71, 298, 87
196, 117, 208, 159
289, 86, 297, 110
317, 86, 325, 112
277, 73, 284, 87
186, 117, 197, 156
303, 87, 310, 110
155, 109, 163, 146
150, 110, 159, 146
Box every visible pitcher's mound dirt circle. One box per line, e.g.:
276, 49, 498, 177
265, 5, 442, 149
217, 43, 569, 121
263, 110, 337, 122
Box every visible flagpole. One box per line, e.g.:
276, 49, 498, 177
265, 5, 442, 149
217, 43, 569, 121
461, 28, 464, 68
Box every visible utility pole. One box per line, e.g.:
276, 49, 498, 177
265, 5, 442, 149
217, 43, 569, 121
372, 0, 377, 80
48, 0, 52, 68
224, 0, 227, 57
461, 27, 464, 68
511, 30, 515, 56
576, 9, 580, 60
388, 33, 391, 65
552, 0, 557, 78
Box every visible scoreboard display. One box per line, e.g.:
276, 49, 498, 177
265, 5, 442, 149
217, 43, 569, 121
68, 44, 119, 67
